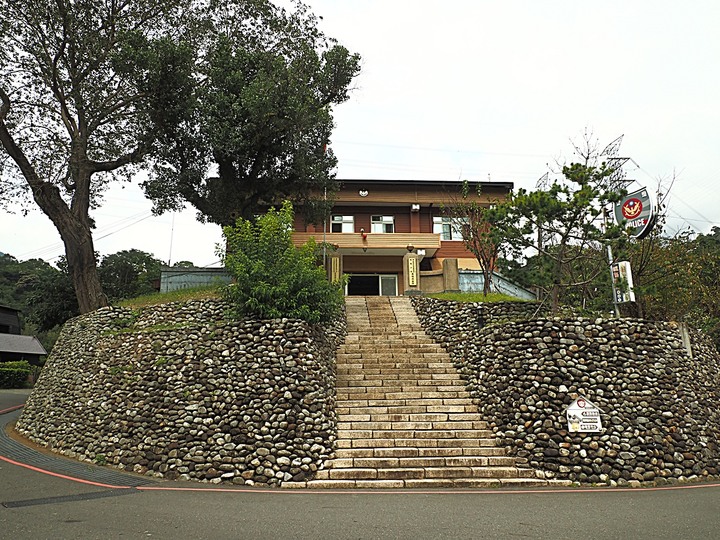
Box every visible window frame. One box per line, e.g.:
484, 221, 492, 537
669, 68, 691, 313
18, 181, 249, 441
370, 215, 395, 234
330, 215, 355, 233
433, 216, 468, 241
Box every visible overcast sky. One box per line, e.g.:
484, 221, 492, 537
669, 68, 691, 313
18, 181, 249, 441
2, 0, 719, 267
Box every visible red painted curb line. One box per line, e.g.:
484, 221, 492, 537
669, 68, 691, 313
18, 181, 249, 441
0, 404, 24, 415
2, 451, 720, 495
137, 482, 720, 495
0, 454, 132, 490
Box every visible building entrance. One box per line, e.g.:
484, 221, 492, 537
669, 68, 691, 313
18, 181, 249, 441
346, 274, 398, 296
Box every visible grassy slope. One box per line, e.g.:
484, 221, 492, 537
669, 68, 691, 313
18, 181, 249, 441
426, 292, 525, 303
117, 286, 221, 309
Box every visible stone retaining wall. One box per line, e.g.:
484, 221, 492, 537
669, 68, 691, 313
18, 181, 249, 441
412, 297, 720, 486
411, 297, 547, 351
17, 299, 345, 486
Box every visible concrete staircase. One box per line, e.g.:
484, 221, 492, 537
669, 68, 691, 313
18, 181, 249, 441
284, 296, 561, 489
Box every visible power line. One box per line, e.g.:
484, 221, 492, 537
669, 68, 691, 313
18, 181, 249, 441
333, 139, 550, 158
15, 210, 155, 261
635, 165, 717, 229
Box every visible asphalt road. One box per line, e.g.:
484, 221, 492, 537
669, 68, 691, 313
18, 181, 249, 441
3, 389, 720, 540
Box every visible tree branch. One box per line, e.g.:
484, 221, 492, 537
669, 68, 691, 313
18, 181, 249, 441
89, 144, 150, 172
0, 88, 70, 217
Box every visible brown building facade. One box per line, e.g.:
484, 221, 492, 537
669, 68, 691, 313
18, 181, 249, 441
292, 179, 512, 296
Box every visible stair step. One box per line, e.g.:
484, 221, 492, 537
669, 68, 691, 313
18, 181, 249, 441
336, 398, 472, 406
283, 478, 572, 489
325, 456, 517, 469
338, 374, 463, 382
337, 429, 492, 440
314, 466, 537, 481
338, 420, 492, 432
337, 381, 467, 390
333, 447, 508, 458
337, 438, 498, 449
337, 368, 459, 375
336, 409, 487, 422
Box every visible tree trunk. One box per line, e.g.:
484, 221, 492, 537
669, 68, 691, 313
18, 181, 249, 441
32, 184, 108, 314
60, 219, 107, 313
483, 268, 492, 296
551, 283, 560, 313
0, 120, 108, 313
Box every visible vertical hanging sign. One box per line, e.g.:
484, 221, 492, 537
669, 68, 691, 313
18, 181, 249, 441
611, 261, 636, 303
407, 257, 418, 287
331, 257, 341, 283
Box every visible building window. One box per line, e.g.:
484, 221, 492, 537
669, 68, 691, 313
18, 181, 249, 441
331, 215, 354, 233
371, 215, 394, 233
433, 216, 467, 241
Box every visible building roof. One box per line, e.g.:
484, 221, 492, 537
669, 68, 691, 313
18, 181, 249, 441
0, 334, 47, 356
336, 178, 514, 190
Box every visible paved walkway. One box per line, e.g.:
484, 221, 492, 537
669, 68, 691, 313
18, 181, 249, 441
0, 388, 31, 414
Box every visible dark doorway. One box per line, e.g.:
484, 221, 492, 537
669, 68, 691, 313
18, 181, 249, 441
347, 275, 380, 296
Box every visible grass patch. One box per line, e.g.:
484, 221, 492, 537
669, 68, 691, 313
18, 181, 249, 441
154, 356, 171, 367
117, 286, 221, 309
427, 292, 526, 303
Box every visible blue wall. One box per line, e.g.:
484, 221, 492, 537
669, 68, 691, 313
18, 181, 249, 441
160, 267, 232, 293
458, 271, 536, 301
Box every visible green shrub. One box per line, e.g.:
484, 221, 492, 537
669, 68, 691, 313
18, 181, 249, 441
0, 360, 31, 388
221, 201, 344, 324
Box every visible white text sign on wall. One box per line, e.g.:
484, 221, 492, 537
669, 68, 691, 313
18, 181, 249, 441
566, 397, 603, 432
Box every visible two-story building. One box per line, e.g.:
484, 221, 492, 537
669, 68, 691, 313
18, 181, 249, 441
292, 179, 512, 296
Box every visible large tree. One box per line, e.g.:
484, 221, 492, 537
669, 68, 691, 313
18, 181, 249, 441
141, 3, 361, 226
0, 0, 358, 314
0, 0, 191, 313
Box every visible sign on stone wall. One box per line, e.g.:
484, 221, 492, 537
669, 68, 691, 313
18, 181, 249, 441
566, 397, 603, 432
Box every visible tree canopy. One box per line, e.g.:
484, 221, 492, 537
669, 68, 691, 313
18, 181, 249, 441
141, 3, 360, 226
98, 249, 163, 302
1, 248, 168, 354
498, 162, 625, 312
0, 0, 190, 312
0, 0, 359, 313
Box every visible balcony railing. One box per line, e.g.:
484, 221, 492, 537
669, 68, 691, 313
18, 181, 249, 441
292, 232, 441, 251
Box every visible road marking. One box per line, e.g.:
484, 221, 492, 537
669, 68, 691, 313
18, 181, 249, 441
3, 451, 720, 495
135, 482, 720, 495
0, 404, 24, 415
3, 489, 136, 508
0, 455, 132, 490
